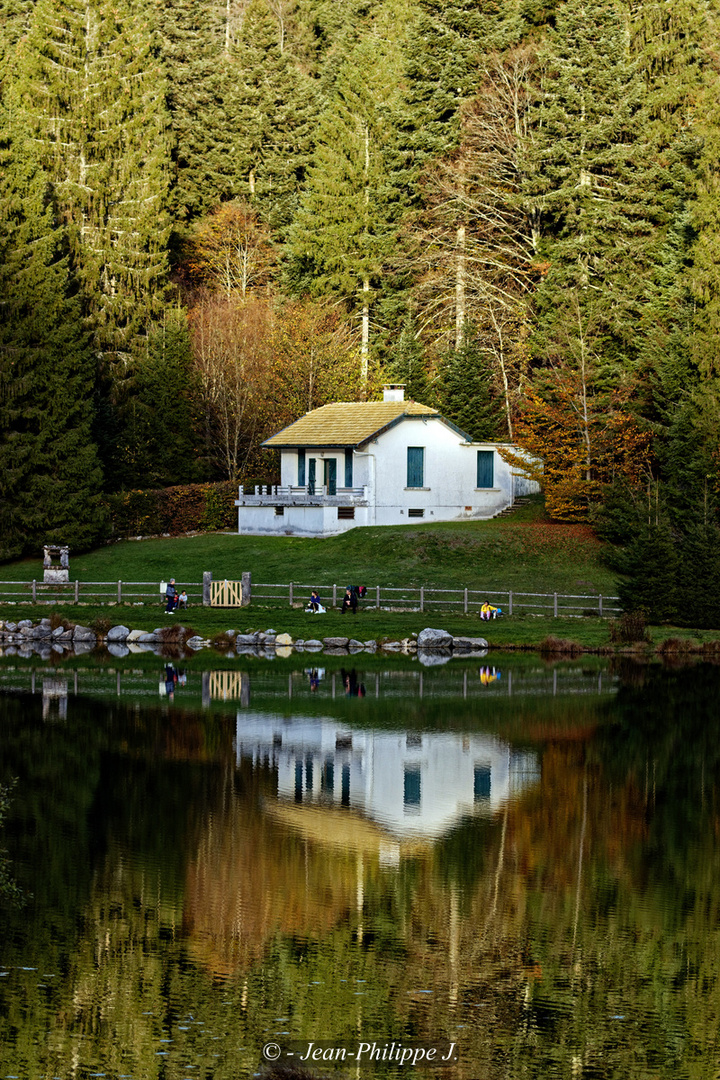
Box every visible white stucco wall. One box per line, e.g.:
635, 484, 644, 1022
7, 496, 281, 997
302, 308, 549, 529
237, 503, 371, 536
362, 419, 513, 526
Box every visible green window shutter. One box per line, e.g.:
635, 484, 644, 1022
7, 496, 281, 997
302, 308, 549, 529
477, 450, 494, 488
407, 446, 424, 488
345, 449, 353, 488
298, 449, 306, 486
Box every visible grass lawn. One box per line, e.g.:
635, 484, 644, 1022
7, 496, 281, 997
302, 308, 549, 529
2, 497, 719, 649
0, 496, 617, 595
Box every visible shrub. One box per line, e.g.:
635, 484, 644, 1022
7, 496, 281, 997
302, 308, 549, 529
105, 477, 275, 539
539, 635, 584, 656
608, 610, 651, 645
656, 637, 693, 655
210, 631, 233, 650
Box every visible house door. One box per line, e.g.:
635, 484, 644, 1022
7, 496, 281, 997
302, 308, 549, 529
324, 458, 337, 495
308, 458, 316, 494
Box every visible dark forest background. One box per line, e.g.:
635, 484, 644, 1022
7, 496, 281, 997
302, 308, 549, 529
2, 0, 720, 620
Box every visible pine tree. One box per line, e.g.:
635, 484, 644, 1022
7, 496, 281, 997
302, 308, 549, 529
437, 329, 505, 441
0, 131, 106, 558
523, 0, 667, 366
515, 0, 673, 515
109, 309, 203, 490
387, 315, 431, 405
13, 0, 173, 365
154, 0, 238, 229
286, 0, 413, 381
229, 0, 318, 239
616, 512, 680, 623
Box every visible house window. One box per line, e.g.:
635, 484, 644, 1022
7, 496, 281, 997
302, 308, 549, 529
274, 505, 284, 516
408, 508, 424, 518
321, 759, 334, 795
477, 450, 494, 488
298, 449, 306, 486
404, 765, 421, 810
345, 448, 353, 488
407, 446, 424, 488
474, 765, 491, 801
338, 507, 355, 520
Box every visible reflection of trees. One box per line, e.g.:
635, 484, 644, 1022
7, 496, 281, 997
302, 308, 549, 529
183, 792, 361, 978
5, 675, 720, 1080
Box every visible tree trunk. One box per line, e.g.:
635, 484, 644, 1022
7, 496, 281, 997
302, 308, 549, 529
455, 224, 466, 350
361, 276, 370, 387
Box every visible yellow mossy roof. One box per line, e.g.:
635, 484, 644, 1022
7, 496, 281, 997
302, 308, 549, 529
263, 400, 439, 449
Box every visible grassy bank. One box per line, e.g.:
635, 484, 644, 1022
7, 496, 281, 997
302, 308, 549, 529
1, 601, 720, 654
0, 497, 617, 595
2, 499, 720, 650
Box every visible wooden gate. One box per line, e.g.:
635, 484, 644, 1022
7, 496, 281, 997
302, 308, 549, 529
210, 579, 243, 607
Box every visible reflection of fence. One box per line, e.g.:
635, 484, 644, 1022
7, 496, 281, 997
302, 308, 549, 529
0, 578, 620, 617
210, 580, 243, 607
0, 664, 619, 704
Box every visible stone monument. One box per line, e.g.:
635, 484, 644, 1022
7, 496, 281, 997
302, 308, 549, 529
43, 545, 70, 584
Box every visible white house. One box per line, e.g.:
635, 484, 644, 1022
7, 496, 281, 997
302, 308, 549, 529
235, 385, 538, 537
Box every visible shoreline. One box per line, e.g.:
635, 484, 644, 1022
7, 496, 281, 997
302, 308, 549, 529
1, 615, 719, 661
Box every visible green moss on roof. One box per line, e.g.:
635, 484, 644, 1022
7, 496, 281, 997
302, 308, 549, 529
263, 401, 439, 449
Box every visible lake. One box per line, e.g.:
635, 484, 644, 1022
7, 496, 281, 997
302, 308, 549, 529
0, 652, 718, 1079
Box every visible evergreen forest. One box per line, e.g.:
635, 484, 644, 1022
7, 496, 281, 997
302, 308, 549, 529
2, 0, 720, 622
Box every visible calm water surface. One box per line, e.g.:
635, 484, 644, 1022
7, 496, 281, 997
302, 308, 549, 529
0, 654, 718, 1080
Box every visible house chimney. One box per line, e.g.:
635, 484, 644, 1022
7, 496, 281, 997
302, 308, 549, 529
383, 384, 405, 402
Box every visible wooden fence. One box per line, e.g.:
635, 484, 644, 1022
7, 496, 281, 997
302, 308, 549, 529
0, 578, 620, 617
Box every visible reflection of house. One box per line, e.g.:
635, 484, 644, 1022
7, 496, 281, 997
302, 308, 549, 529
235, 385, 538, 537
235, 712, 540, 841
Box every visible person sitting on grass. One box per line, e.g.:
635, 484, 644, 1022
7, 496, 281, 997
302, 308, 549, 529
480, 600, 498, 620
341, 586, 358, 615
177, 589, 188, 609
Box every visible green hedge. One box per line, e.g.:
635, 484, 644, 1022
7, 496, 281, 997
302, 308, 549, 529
107, 481, 243, 538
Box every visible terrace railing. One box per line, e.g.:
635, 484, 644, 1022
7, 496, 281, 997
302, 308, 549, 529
237, 484, 369, 506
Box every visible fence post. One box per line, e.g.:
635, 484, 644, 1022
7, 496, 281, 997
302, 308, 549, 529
333, 583, 337, 608
117, 580, 122, 603
241, 571, 251, 607
598, 594, 603, 617
203, 571, 212, 606
464, 588, 468, 614
508, 591, 513, 616
553, 592, 558, 617
376, 584, 381, 609
420, 586, 424, 613
289, 581, 294, 607
75, 579, 79, 603
32, 579, 36, 603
